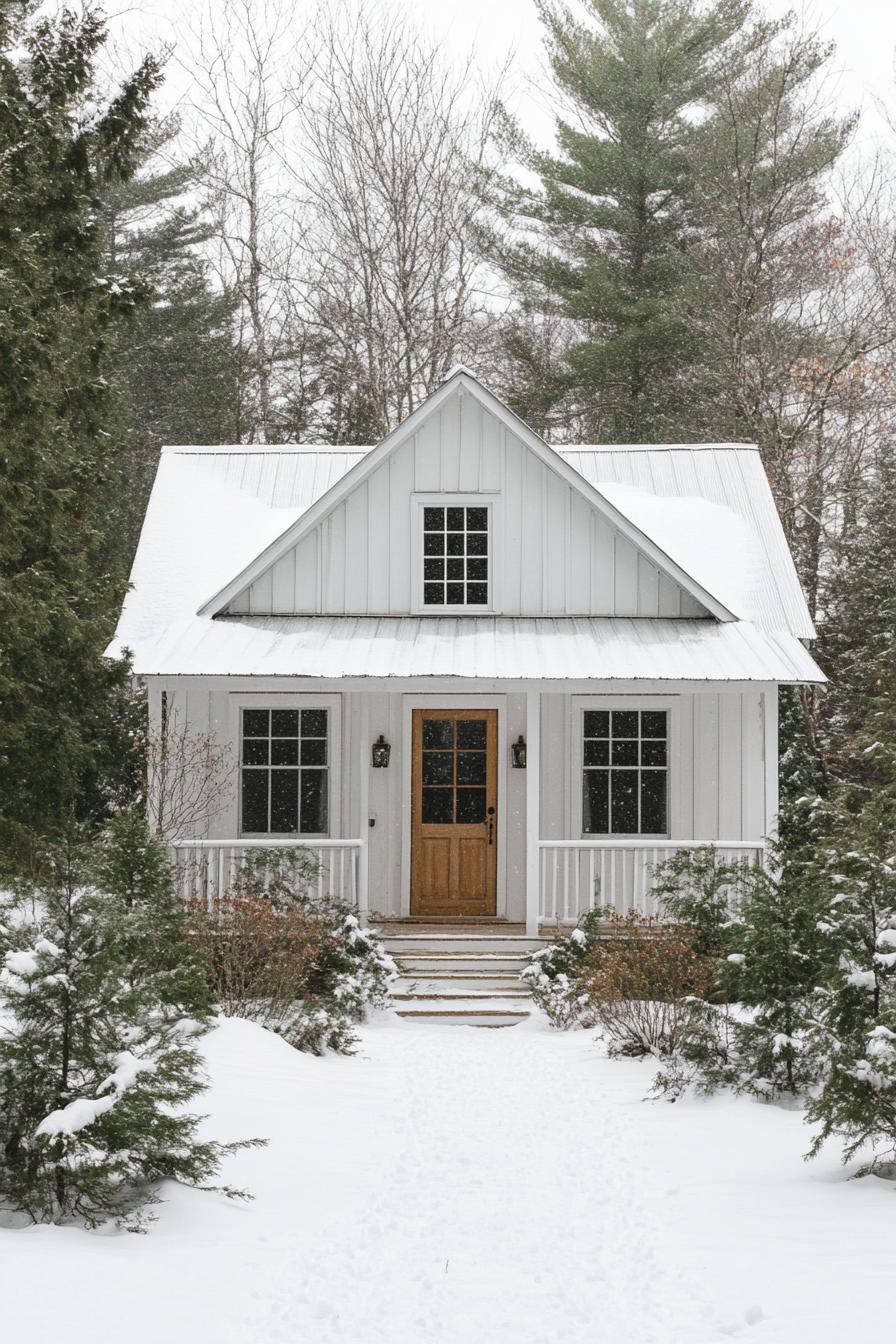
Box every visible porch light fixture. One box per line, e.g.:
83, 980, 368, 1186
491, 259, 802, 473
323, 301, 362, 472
371, 734, 391, 768
511, 735, 527, 769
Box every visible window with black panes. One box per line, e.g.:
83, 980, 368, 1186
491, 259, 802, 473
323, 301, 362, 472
582, 710, 668, 835
241, 709, 328, 835
422, 505, 489, 606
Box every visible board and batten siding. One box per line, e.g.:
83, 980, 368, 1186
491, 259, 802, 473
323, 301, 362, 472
224, 395, 707, 618
149, 678, 772, 922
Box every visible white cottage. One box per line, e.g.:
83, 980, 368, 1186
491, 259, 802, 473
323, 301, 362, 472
110, 367, 824, 937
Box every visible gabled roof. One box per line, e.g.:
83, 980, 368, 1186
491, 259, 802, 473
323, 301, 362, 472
199, 370, 738, 624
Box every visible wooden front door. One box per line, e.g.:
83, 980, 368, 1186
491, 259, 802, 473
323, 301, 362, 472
410, 709, 498, 917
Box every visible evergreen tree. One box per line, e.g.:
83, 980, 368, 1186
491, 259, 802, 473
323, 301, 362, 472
101, 121, 243, 549
491, 0, 752, 441
0, 4, 161, 867
0, 832, 255, 1228
815, 452, 896, 777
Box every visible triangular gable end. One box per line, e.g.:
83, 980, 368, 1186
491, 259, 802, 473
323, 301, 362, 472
202, 372, 736, 622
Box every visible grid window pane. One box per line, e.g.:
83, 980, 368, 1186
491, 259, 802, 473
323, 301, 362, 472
583, 709, 668, 835
422, 788, 453, 823
241, 708, 329, 835
421, 503, 489, 606
456, 789, 486, 823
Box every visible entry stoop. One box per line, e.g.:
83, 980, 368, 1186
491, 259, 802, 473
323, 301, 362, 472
375, 921, 546, 1027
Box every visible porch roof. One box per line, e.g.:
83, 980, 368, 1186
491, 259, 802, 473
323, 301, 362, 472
132, 615, 824, 683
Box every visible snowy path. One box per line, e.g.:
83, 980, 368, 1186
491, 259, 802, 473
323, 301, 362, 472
1, 1013, 893, 1344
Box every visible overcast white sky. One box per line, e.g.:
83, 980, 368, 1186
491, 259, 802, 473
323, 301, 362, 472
106, 0, 896, 153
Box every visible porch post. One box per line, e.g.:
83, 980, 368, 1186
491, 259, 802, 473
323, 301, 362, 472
525, 687, 541, 938
357, 695, 370, 925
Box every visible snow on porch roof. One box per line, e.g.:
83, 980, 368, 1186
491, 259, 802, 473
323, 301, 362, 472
132, 615, 824, 683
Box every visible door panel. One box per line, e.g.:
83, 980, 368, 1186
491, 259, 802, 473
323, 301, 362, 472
411, 709, 498, 916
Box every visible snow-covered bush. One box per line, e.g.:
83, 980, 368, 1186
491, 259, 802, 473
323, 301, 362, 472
578, 913, 714, 1057
521, 910, 604, 1028
191, 848, 396, 1055
0, 832, 256, 1230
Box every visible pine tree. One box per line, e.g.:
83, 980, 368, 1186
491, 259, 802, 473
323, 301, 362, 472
0, 5, 161, 866
816, 453, 896, 778
491, 0, 752, 441
101, 121, 243, 549
0, 832, 256, 1228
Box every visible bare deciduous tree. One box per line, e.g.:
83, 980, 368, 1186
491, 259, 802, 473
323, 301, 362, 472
291, 4, 505, 439
147, 705, 235, 842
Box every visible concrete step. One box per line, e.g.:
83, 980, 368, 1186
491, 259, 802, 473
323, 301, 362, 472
380, 933, 546, 955
391, 989, 531, 1002
393, 952, 532, 974
394, 973, 525, 994
394, 1005, 531, 1028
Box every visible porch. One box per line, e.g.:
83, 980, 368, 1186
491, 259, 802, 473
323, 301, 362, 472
170, 835, 766, 935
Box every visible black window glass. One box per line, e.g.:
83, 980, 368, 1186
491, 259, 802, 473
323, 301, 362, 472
270, 770, 298, 832
271, 738, 298, 766
584, 710, 609, 737
612, 711, 638, 737
467, 584, 488, 605
271, 709, 298, 737
447, 558, 465, 579
446, 532, 465, 555
422, 788, 453, 823
466, 507, 488, 530
641, 771, 667, 834
300, 771, 328, 833
243, 709, 269, 737
466, 531, 487, 556
424, 533, 444, 556
242, 708, 329, 835
241, 771, 268, 832
446, 583, 465, 604
424, 558, 444, 579
467, 558, 487, 580
447, 506, 465, 530
301, 709, 327, 737
243, 737, 268, 766
583, 709, 668, 835
424, 582, 443, 604
583, 771, 609, 834
424, 507, 444, 530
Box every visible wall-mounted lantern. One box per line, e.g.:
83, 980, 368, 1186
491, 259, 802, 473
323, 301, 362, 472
371, 734, 391, 768
511, 734, 527, 769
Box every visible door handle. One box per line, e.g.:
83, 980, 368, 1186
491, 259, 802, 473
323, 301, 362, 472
487, 805, 495, 845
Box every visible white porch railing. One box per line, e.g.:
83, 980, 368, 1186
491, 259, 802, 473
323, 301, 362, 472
170, 838, 366, 913
538, 840, 765, 924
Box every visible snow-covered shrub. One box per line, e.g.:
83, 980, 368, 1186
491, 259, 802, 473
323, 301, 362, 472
0, 835, 256, 1230
579, 913, 715, 1057
191, 848, 396, 1055
521, 910, 604, 1028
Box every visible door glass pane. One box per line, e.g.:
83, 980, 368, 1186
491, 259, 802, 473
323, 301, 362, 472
610, 771, 639, 833
422, 788, 453, 823
457, 752, 486, 785
456, 789, 486, 823
270, 770, 299, 832
641, 771, 667, 834
242, 771, 268, 832
422, 752, 453, 784
300, 770, 328, 833
456, 719, 487, 749
583, 771, 608, 834
423, 719, 454, 748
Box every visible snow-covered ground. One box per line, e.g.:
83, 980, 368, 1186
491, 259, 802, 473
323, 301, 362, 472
1, 1012, 892, 1343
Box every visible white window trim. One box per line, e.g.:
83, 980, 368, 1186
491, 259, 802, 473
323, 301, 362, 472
229, 692, 342, 840
410, 493, 501, 615
571, 695, 677, 840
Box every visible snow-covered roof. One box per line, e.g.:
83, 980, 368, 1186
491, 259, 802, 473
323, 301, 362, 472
130, 615, 823, 683
109, 376, 820, 684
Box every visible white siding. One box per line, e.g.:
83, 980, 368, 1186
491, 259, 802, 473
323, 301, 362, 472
226, 399, 707, 619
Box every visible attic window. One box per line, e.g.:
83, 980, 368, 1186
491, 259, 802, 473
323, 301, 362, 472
422, 504, 489, 607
